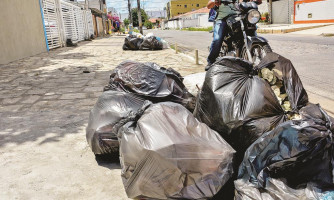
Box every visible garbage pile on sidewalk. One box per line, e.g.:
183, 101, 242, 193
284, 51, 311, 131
123, 32, 168, 51
86, 52, 334, 199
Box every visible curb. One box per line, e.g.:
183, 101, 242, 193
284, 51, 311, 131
257, 24, 331, 34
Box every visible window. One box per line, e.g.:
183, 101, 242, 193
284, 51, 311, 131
184, 5, 187, 8
197, 4, 199, 7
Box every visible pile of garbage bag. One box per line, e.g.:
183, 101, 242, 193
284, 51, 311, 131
87, 61, 195, 156
122, 35, 143, 50
235, 104, 334, 199
194, 53, 308, 155
123, 32, 167, 51
118, 102, 235, 199
86, 52, 334, 199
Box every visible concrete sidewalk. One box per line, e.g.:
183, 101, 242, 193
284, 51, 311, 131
257, 23, 334, 34
0, 36, 204, 199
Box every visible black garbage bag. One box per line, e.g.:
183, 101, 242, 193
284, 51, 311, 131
86, 91, 145, 155
104, 60, 195, 111
194, 53, 308, 154
123, 35, 143, 50
140, 36, 163, 50
235, 104, 334, 200
118, 102, 236, 199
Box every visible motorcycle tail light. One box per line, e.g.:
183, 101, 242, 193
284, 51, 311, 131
247, 10, 261, 24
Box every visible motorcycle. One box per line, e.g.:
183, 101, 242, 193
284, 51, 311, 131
214, 0, 272, 65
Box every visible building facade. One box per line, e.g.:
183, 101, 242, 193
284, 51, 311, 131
294, 0, 334, 24
0, 0, 47, 64
166, 0, 208, 19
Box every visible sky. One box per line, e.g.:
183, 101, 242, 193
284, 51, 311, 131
106, 0, 170, 13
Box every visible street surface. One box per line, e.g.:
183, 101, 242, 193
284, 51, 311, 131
146, 29, 334, 114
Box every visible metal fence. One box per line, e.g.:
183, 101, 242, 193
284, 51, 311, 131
41, 0, 94, 49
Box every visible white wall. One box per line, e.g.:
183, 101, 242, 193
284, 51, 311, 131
198, 14, 212, 27
295, 0, 334, 22
164, 13, 213, 29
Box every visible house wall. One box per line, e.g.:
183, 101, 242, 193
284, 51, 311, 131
198, 14, 213, 27
167, 0, 208, 19
0, 0, 47, 64
294, 0, 334, 23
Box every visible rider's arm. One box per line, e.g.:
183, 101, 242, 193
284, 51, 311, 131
207, 0, 221, 9
207, 0, 215, 9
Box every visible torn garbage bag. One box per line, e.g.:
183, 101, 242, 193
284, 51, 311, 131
194, 53, 308, 154
140, 36, 163, 50
118, 102, 236, 199
104, 60, 195, 111
86, 91, 145, 155
123, 35, 143, 50
235, 104, 334, 200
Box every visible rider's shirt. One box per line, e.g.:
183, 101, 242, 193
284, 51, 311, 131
211, 0, 237, 20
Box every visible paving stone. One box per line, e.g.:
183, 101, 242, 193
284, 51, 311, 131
83, 87, 103, 93
0, 104, 23, 112
21, 95, 41, 104
1, 97, 22, 105
59, 93, 87, 100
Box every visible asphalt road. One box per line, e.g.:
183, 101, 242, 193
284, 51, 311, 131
145, 29, 334, 114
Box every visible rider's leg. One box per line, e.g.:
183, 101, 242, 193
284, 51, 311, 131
207, 20, 227, 66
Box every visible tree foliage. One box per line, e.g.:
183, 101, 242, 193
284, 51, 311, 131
123, 18, 130, 27
131, 8, 148, 27
144, 20, 153, 29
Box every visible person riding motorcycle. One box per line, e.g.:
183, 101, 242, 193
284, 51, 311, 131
207, 0, 236, 70
206, 0, 261, 70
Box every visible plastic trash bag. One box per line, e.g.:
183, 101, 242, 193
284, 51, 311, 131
123, 35, 143, 50
104, 60, 195, 111
183, 72, 206, 96
118, 102, 236, 199
235, 104, 334, 200
194, 53, 308, 154
161, 39, 169, 49
140, 36, 163, 50
235, 178, 334, 200
86, 91, 145, 155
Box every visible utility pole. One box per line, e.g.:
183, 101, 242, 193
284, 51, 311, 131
128, 0, 133, 25
137, 0, 143, 34
268, 0, 272, 24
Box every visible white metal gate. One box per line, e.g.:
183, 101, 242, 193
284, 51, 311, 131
272, 0, 291, 24
86, 10, 94, 38
41, 0, 95, 49
41, 0, 62, 49
60, 1, 79, 43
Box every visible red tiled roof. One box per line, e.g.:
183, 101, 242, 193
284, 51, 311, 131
173, 7, 209, 19
149, 18, 159, 23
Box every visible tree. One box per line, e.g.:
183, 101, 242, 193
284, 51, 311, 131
131, 8, 148, 27
123, 18, 130, 27
144, 20, 153, 29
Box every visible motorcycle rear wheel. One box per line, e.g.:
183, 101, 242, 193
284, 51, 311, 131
241, 43, 272, 65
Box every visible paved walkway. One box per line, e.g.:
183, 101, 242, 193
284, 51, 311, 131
257, 23, 334, 34
0, 36, 204, 199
